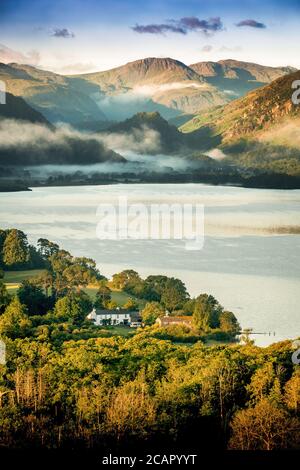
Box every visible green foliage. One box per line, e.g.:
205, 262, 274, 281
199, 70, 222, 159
141, 302, 165, 325
54, 291, 92, 325
2, 229, 30, 268
94, 282, 112, 308
110, 270, 141, 290
219, 310, 241, 335
0, 297, 32, 339
0, 229, 44, 271
123, 297, 139, 310
229, 398, 299, 450
150, 324, 202, 343
0, 228, 298, 451
17, 280, 53, 316
192, 294, 223, 332
0, 280, 11, 314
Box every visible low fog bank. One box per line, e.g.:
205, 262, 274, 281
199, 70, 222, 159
0, 118, 219, 178
6, 152, 208, 181
99, 125, 162, 154
0, 119, 124, 166
91, 81, 207, 121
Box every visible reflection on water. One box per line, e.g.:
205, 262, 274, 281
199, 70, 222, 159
0, 183, 299, 346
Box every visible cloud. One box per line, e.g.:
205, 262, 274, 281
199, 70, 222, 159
223, 89, 240, 97
205, 148, 227, 160
179, 17, 223, 34
219, 45, 242, 52
0, 120, 123, 165
132, 24, 186, 35
0, 44, 40, 65
201, 45, 213, 53
50, 62, 97, 74
50, 28, 75, 38
0, 119, 196, 176
236, 19, 266, 29
99, 125, 162, 154
133, 82, 207, 96
132, 17, 223, 36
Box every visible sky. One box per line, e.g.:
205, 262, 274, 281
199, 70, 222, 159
0, 0, 299, 74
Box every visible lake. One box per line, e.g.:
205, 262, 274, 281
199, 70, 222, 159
1, 183, 300, 346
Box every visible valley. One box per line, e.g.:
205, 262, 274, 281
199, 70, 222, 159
0, 58, 299, 190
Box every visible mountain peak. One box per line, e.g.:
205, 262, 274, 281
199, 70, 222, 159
81, 56, 203, 84
122, 57, 193, 72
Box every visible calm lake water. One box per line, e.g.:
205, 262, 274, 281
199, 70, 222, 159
1, 183, 300, 346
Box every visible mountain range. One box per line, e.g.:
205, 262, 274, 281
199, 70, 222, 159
0, 58, 295, 124
1, 57, 300, 188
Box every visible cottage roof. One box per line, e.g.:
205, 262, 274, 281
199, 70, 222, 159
94, 309, 138, 316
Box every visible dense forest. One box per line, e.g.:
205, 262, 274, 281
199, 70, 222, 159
0, 229, 299, 453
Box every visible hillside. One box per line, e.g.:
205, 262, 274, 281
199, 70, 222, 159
190, 59, 296, 98
0, 92, 51, 125
70, 57, 227, 118
181, 70, 300, 139
101, 111, 188, 154
181, 70, 300, 176
0, 63, 107, 125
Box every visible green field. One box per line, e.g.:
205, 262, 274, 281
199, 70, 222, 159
3, 269, 45, 284
3, 270, 144, 311
4, 269, 45, 293
84, 287, 145, 308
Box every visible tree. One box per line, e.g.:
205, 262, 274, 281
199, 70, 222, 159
192, 294, 223, 332
75, 257, 103, 282
0, 230, 6, 267
247, 362, 275, 402
49, 250, 72, 275
33, 270, 55, 297
62, 264, 91, 290
123, 297, 139, 311
219, 311, 240, 335
18, 281, 52, 316
37, 238, 59, 259
182, 298, 196, 315
2, 229, 30, 269
0, 281, 11, 314
141, 302, 165, 325
285, 371, 300, 413
94, 282, 111, 308
105, 376, 156, 438
160, 283, 187, 312
54, 292, 92, 325
0, 298, 32, 339
111, 270, 141, 290
106, 300, 118, 310
144, 276, 188, 306
229, 399, 300, 450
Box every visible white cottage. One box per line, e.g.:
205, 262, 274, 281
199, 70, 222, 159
87, 307, 134, 326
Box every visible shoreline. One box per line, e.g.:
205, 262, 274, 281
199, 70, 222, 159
1, 172, 300, 192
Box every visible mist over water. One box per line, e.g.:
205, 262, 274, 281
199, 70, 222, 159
0, 183, 299, 346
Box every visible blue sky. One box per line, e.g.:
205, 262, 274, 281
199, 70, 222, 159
0, 0, 299, 73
